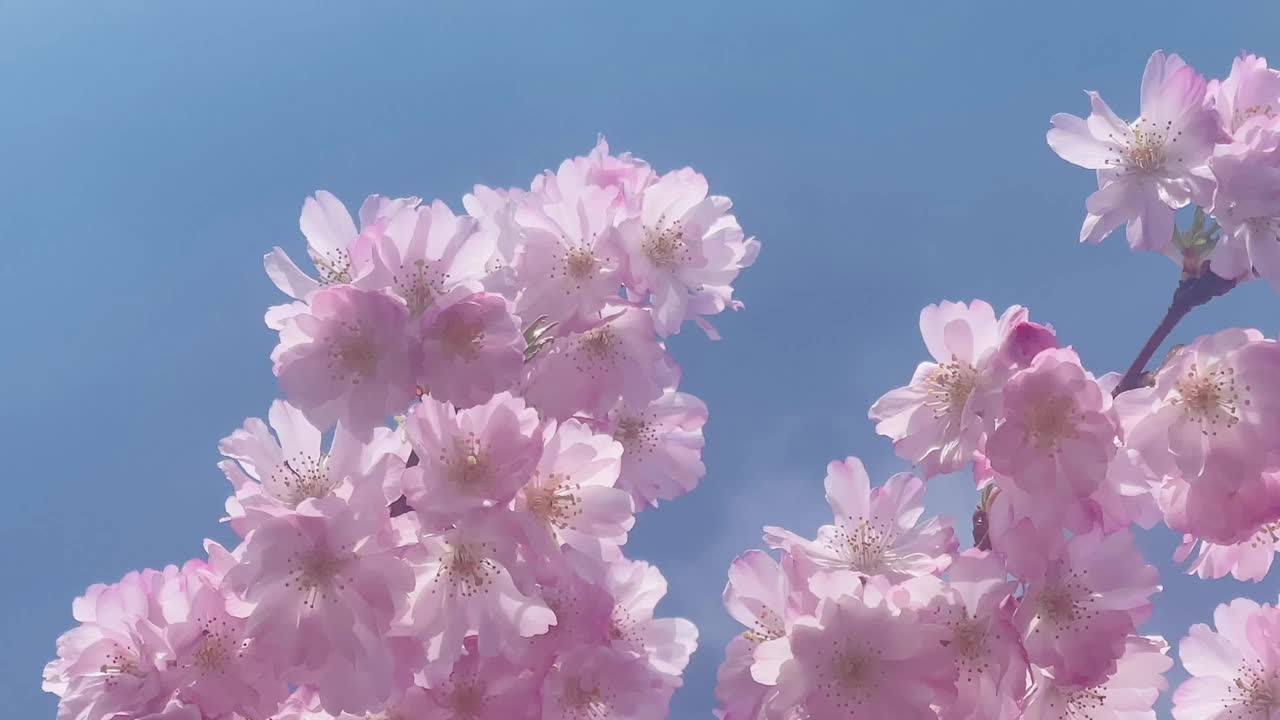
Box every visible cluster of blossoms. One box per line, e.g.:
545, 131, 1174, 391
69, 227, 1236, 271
715, 51, 1280, 720
44, 139, 758, 720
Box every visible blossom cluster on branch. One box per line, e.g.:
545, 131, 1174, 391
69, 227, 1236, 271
43, 139, 758, 720
714, 51, 1280, 720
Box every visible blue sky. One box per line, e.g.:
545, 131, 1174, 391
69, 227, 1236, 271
4, 3, 1279, 717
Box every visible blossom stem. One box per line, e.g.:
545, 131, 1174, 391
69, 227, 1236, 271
1113, 269, 1237, 396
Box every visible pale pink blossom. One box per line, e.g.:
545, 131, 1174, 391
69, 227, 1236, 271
512, 419, 633, 563
271, 286, 415, 438
514, 178, 623, 328
1022, 635, 1172, 720
986, 347, 1118, 499
222, 502, 413, 713
1013, 524, 1160, 688
365, 199, 492, 318
1173, 598, 1280, 720
1176, 523, 1280, 582
773, 592, 953, 720
722, 550, 818, 688
524, 305, 678, 420
604, 559, 698, 679
869, 300, 1028, 477
400, 392, 543, 530
764, 457, 956, 582
928, 550, 1027, 720
541, 645, 673, 720
265, 191, 420, 299
1158, 455, 1280, 545
605, 389, 707, 508
617, 167, 760, 337
1048, 51, 1219, 251
416, 642, 539, 720
218, 399, 407, 534
463, 184, 526, 292
399, 520, 556, 666
714, 635, 777, 720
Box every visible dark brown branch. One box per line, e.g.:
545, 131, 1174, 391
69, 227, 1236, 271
1112, 269, 1236, 396
388, 450, 419, 517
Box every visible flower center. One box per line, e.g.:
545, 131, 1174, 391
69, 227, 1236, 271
613, 416, 655, 453
438, 314, 484, 360
1233, 103, 1276, 134
328, 322, 379, 382
924, 359, 978, 417
579, 328, 618, 364
271, 454, 335, 507
1115, 118, 1174, 173
565, 248, 598, 280
742, 607, 785, 645
1038, 585, 1077, 623
833, 518, 892, 573
1174, 364, 1241, 435
440, 542, 497, 595
446, 682, 487, 718
394, 259, 442, 316
526, 478, 583, 529
99, 645, 147, 687
1025, 394, 1077, 450
644, 217, 688, 269
309, 247, 353, 285
292, 551, 346, 607
834, 652, 876, 690
447, 435, 490, 488
1233, 662, 1280, 710
563, 678, 611, 720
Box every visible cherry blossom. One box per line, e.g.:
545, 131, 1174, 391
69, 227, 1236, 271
1174, 598, 1280, 720
605, 389, 708, 508
1022, 635, 1172, 720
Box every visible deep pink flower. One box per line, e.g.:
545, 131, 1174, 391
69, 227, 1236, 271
617, 167, 760, 337
1176, 523, 1280, 582
1048, 51, 1219, 251
416, 292, 526, 408
524, 305, 678, 420
606, 389, 708, 509
1173, 598, 1280, 720
218, 399, 406, 535
400, 392, 542, 531
271, 286, 415, 438
764, 457, 956, 582
1023, 635, 1172, 720
986, 347, 1118, 499
265, 191, 420, 299
512, 419, 633, 563
869, 300, 1028, 477
773, 592, 953, 720
1013, 524, 1160, 688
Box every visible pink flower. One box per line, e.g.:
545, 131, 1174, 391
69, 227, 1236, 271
1048, 50, 1219, 251
1206, 57, 1280, 282
265, 191, 420, 300
605, 389, 708, 509
400, 520, 556, 666
512, 419, 633, 563
463, 184, 526, 291
271, 286, 415, 438
541, 646, 674, 720
1121, 328, 1280, 478
365, 199, 492, 318
163, 578, 287, 720
416, 643, 539, 720
604, 559, 698, 679
986, 347, 1118, 499
1173, 598, 1280, 720
1013, 525, 1160, 688
222, 502, 413, 713
714, 635, 778, 720
928, 551, 1027, 720
722, 550, 816, 686
869, 300, 1028, 477
514, 178, 623, 328
400, 392, 543, 530
996, 320, 1059, 369
218, 399, 406, 535
774, 592, 953, 720
764, 457, 956, 582
1176, 523, 1280, 582
45, 571, 173, 720
416, 292, 526, 408
524, 305, 678, 421
617, 167, 760, 337
1022, 635, 1172, 720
